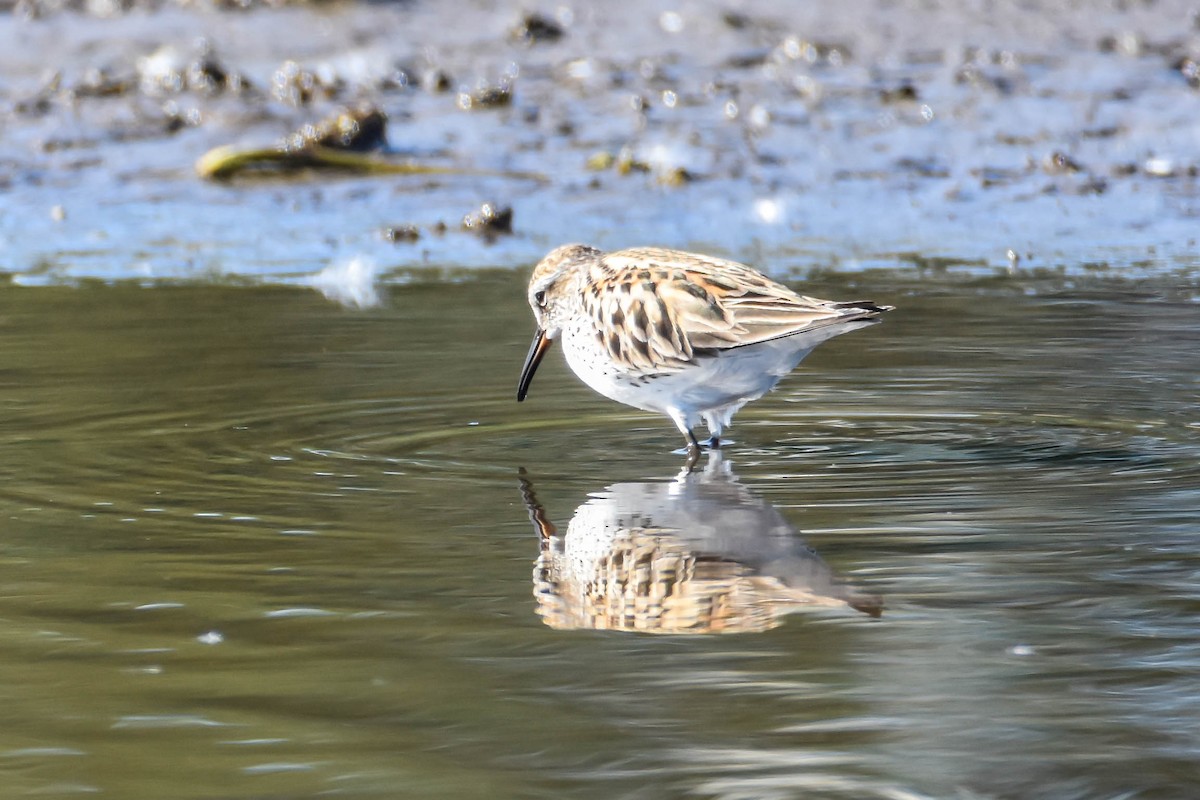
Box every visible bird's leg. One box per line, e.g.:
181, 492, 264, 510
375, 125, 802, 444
669, 409, 704, 467
701, 412, 725, 450
684, 428, 702, 471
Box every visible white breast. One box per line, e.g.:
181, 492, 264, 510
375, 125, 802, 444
559, 322, 828, 418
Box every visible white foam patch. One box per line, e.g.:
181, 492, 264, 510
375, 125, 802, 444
307, 256, 382, 309
753, 197, 785, 225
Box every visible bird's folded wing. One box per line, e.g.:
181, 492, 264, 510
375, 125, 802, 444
593, 249, 870, 372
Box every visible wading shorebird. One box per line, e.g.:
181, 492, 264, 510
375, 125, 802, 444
516, 245, 892, 461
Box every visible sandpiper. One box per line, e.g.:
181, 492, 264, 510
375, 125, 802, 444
517, 244, 892, 459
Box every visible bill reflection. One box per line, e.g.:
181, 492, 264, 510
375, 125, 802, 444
519, 454, 881, 634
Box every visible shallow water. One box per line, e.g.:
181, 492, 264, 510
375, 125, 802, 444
1, 274, 1197, 798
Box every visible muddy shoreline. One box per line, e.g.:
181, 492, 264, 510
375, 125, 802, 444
2, 1, 1199, 287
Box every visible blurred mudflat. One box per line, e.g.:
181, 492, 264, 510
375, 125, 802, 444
0, 275, 1196, 798
2, 0, 1200, 283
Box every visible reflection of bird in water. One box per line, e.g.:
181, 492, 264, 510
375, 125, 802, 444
519, 453, 882, 635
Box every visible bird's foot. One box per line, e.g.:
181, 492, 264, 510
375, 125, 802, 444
673, 437, 729, 458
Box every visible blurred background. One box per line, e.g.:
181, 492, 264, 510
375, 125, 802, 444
3, 0, 1199, 287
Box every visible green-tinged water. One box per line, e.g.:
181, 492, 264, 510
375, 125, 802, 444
1, 275, 1198, 799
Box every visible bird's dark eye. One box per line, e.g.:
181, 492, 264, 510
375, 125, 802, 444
534, 290, 546, 306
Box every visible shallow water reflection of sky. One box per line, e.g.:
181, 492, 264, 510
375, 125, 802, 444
2, 278, 1196, 798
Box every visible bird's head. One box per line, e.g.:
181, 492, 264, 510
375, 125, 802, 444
518, 244, 602, 401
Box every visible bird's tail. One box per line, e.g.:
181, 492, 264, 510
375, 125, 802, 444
833, 300, 895, 314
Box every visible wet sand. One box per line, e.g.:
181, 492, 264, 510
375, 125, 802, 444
1, 0, 1198, 284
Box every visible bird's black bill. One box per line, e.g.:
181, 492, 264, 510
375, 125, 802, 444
517, 329, 553, 401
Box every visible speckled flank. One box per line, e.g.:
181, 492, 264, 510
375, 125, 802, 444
521, 245, 893, 449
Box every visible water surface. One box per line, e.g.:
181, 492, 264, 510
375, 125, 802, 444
1, 274, 1197, 798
